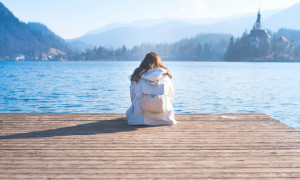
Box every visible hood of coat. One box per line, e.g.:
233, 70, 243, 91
141, 68, 167, 83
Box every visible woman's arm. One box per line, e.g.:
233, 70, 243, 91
130, 81, 136, 103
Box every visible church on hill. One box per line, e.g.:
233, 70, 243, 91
249, 9, 271, 47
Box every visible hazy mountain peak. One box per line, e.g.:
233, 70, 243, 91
264, 2, 300, 31
85, 22, 125, 35
128, 18, 177, 27
83, 7, 284, 38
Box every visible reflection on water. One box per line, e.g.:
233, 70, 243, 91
0, 61, 299, 129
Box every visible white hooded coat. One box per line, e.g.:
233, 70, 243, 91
126, 68, 177, 125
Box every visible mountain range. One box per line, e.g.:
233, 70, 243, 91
68, 3, 300, 50
1, 1, 300, 57
84, 8, 283, 35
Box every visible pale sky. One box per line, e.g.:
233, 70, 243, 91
1, 0, 299, 39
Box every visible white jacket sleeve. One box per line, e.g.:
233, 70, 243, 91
168, 80, 174, 103
130, 82, 136, 103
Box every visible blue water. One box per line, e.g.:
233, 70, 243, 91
0, 61, 299, 129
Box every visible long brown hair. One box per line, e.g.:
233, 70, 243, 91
130, 52, 172, 82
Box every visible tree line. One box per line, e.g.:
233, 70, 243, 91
70, 33, 231, 61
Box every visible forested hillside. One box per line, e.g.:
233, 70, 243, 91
0, 2, 71, 57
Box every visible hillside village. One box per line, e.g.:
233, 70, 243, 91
3, 48, 67, 61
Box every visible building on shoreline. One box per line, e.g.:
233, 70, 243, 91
249, 9, 271, 47
12, 54, 25, 61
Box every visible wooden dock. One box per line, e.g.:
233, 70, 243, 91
0, 113, 300, 179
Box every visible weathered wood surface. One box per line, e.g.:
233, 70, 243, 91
0, 113, 299, 179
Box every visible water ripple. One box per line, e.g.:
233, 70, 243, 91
0, 61, 299, 129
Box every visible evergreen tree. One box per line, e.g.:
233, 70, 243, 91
224, 36, 234, 61
204, 43, 211, 59
97, 46, 103, 58
32, 49, 35, 58
272, 36, 277, 52
196, 43, 203, 59
261, 41, 270, 58
122, 45, 127, 54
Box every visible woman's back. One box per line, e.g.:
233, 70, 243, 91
126, 52, 177, 125
126, 68, 176, 125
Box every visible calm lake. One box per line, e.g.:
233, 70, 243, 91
1, 61, 299, 129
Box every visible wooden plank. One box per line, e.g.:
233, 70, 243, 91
1, 167, 300, 173
1, 150, 300, 157
0, 113, 299, 179
0, 173, 300, 179
1, 160, 300, 168
1, 156, 300, 161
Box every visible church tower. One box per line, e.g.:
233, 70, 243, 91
253, 8, 263, 30
249, 8, 271, 47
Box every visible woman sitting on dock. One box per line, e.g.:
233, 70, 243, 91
126, 52, 177, 125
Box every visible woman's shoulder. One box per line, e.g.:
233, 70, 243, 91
160, 75, 172, 84
162, 74, 172, 80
